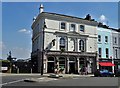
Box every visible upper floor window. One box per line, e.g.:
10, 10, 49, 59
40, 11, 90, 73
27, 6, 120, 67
106, 48, 109, 58
61, 22, 66, 30
60, 37, 65, 50
115, 49, 118, 59
114, 37, 117, 44
80, 25, 85, 32
98, 48, 102, 58
98, 35, 101, 42
105, 36, 108, 43
70, 24, 76, 31
79, 40, 85, 51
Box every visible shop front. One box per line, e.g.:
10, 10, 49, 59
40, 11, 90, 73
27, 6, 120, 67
114, 59, 120, 74
99, 59, 115, 72
45, 51, 97, 74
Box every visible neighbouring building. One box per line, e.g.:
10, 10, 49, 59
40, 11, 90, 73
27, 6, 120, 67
111, 28, 120, 73
31, 4, 98, 74
97, 23, 114, 72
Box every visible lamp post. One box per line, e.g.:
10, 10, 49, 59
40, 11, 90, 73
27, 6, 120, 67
41, 21, 47, 75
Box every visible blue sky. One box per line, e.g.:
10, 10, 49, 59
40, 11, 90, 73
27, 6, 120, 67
2, 2, 118, 59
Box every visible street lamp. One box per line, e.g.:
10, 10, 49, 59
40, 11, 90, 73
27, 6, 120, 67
41, 21, 47, 75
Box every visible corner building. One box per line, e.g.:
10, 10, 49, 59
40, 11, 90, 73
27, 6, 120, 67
31, 6, 98, 74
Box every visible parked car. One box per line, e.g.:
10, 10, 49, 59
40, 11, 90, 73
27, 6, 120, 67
94, 69, 114, 77
100, 69, 114, 77
115, 69, 120, 77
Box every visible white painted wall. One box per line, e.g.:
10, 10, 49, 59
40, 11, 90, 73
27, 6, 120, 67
32, 16, 97, 53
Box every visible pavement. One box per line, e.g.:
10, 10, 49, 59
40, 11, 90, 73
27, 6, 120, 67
1, 73, 94, 82
1, 73, 119, 88
1, 73, 94, 77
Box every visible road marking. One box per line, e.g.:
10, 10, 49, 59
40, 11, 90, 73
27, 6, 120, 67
1, 79, 25, 86
37, 77, 58, 82
73, 78, 79, 79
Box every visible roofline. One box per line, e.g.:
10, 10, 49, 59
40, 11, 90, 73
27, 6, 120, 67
43, 12, 98, 22
31, 12, 99, 28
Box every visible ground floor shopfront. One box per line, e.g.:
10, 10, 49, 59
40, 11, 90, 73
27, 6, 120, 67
98, 59, 114, 72
31, 51, 97, 74
98, 59, 120, 73
46, 56, 96, 74
114, 59, 120, 73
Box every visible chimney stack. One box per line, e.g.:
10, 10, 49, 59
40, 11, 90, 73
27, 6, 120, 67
39, 4, 44, 13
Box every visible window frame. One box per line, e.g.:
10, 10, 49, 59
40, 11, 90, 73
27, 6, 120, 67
98, 35, 101, 42
79, 39, 85, 51
115, 49, 118, 59
105, 36, 108, 43
114, 37, 117, 44
60, 22, 66, 30
59, 37, 66, 50
70, 23, 76, 32
98, 48, 102, 58
79, 25, 85, 32
106, 48, 109, 58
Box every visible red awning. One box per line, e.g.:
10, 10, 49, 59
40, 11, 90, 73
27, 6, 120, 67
99, 62, 115, 66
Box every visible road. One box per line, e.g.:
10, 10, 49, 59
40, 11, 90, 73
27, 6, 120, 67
1, 74, 119, 88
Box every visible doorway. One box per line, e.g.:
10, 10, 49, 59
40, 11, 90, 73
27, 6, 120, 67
69, 63, 75, 74
47, 62, 54, 73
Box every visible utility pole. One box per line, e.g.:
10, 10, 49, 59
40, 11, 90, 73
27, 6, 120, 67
41, 21, 47, 75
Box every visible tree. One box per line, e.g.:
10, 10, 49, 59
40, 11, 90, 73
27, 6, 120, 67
7, 51, 12, 61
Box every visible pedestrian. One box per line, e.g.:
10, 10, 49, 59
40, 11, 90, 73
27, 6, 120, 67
85, 67, 88, 75
80, 66, 85, 75
55, 68, 57, 74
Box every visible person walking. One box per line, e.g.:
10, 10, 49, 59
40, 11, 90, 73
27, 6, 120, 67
85, 67, 88, 75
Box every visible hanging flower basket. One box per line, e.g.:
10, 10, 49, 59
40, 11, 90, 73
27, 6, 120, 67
60, 48, 65, 53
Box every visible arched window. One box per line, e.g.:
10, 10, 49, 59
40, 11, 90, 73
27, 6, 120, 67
79, 40, 84, 51
60, 37, 65, 50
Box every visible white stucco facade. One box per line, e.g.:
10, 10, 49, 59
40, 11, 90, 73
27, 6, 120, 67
31, 12, 98, 74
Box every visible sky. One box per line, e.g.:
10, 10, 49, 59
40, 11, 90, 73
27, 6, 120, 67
1, 2, 118, 60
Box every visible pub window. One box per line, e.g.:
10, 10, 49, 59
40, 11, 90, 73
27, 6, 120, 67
80, 25, 85, 32
70, 24, 76, 31
59, 57, 65, 69
61, 22, 66, 30
59, 37, 65, 50
79, 40, 85, 51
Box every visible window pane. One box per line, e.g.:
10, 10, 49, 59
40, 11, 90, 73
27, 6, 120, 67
115, 49, 117, 58
80, 25, 84, 32
106, 48, 109, 58
98, 48, 101, 58
79, 40, 84, 51
60, 37, 65, 50
105, 36, 108, 43
70, 24, 75, 31
114, 37, 117, 44
61, 22, 66, 29
98, 35, 101, 42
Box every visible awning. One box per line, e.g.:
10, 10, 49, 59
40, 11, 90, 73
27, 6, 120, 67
99, 62, 115, 66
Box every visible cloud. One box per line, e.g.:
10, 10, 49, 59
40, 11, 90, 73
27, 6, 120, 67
99, 15, 108, 25
18, 29, 32, 34
99, 15, 106, 22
